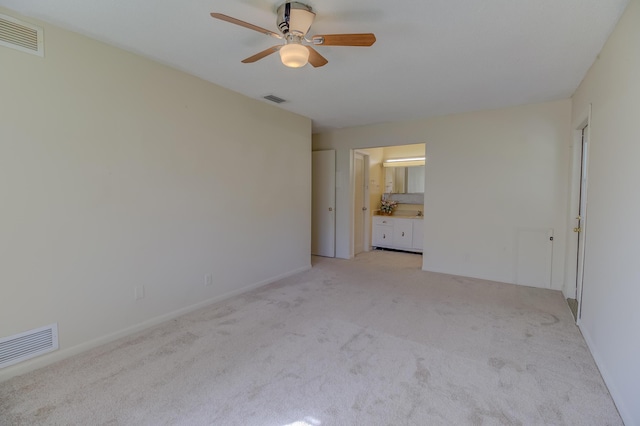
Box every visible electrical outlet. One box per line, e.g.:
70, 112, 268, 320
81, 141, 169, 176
205, 274, 213, 286
134, 285, 145, 300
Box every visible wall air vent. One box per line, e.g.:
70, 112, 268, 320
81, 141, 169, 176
0, 324, 58, 369
263, 94, 287, 104
0, 13, 44, 57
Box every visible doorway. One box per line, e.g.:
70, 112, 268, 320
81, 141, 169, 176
573, 124, 589, 320
350, 144, 425, 259
566, 111, 590, 322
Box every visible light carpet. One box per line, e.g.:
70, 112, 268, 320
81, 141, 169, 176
0, 251, 622, 425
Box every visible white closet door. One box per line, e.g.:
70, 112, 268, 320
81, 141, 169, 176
312, 150, 336, 257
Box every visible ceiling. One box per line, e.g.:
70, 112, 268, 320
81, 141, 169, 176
0, 0, 629, 133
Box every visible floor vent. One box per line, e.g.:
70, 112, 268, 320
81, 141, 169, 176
0, 324, 58, 369
263, 94, 287, 104
0, 13, 44, 57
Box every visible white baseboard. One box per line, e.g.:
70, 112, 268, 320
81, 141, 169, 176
0, 264, 311, 383
579, 324, 633, 426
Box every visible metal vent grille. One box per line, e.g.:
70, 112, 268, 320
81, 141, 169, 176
0, 13, 44, 57
263, 94, 287, 104
0, 324, 58, 369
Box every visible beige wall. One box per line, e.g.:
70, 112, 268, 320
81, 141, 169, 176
570, 0, 640, 423
313, 100, 571, 291
0, 9, 311, 380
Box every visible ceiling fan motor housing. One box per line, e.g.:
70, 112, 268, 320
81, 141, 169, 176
277, 2, 315, 36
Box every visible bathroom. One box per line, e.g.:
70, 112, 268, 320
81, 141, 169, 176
353, 143, 425, 255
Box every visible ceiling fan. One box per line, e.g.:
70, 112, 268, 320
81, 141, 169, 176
210, 2, 376, 68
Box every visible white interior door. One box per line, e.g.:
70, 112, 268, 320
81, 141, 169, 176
312, 150, 336, 257
354, 153, 365, 255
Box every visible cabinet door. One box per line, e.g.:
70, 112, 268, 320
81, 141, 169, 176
373, 225, 393, 247
412, 219, 424, 250
392, 219, 413, 249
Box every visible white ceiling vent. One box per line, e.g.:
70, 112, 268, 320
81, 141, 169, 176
0, 324, 58, 369
0, 13, 44, 57
263, 94, 287, 104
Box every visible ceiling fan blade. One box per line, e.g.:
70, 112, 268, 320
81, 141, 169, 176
306, 46, 328, 68
242, 46, 282, 63
311, 33, 376, 47
210, 13, 282, 39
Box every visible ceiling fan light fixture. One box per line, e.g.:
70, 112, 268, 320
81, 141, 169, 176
279, 43, 309, 68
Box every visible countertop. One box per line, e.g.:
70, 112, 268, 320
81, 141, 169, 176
374, 212, 423, 219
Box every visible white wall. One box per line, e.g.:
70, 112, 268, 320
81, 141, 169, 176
0, 9, 311, 381
570, 0, 640, 423
313, 100, 571, 290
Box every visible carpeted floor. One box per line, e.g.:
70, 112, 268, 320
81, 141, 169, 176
0, 251, 622, 425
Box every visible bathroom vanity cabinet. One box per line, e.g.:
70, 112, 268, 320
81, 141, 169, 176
372, 216, 423, 253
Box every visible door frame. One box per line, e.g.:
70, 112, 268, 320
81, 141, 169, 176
564, 104, 591, 322
351, 150, 371, 257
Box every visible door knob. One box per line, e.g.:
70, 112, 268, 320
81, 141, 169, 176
328, 207, 333, 211
573, 227, 581, 233
362, 207, 367, 211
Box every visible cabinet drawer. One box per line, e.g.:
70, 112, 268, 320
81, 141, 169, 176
373, 216, 393, 226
